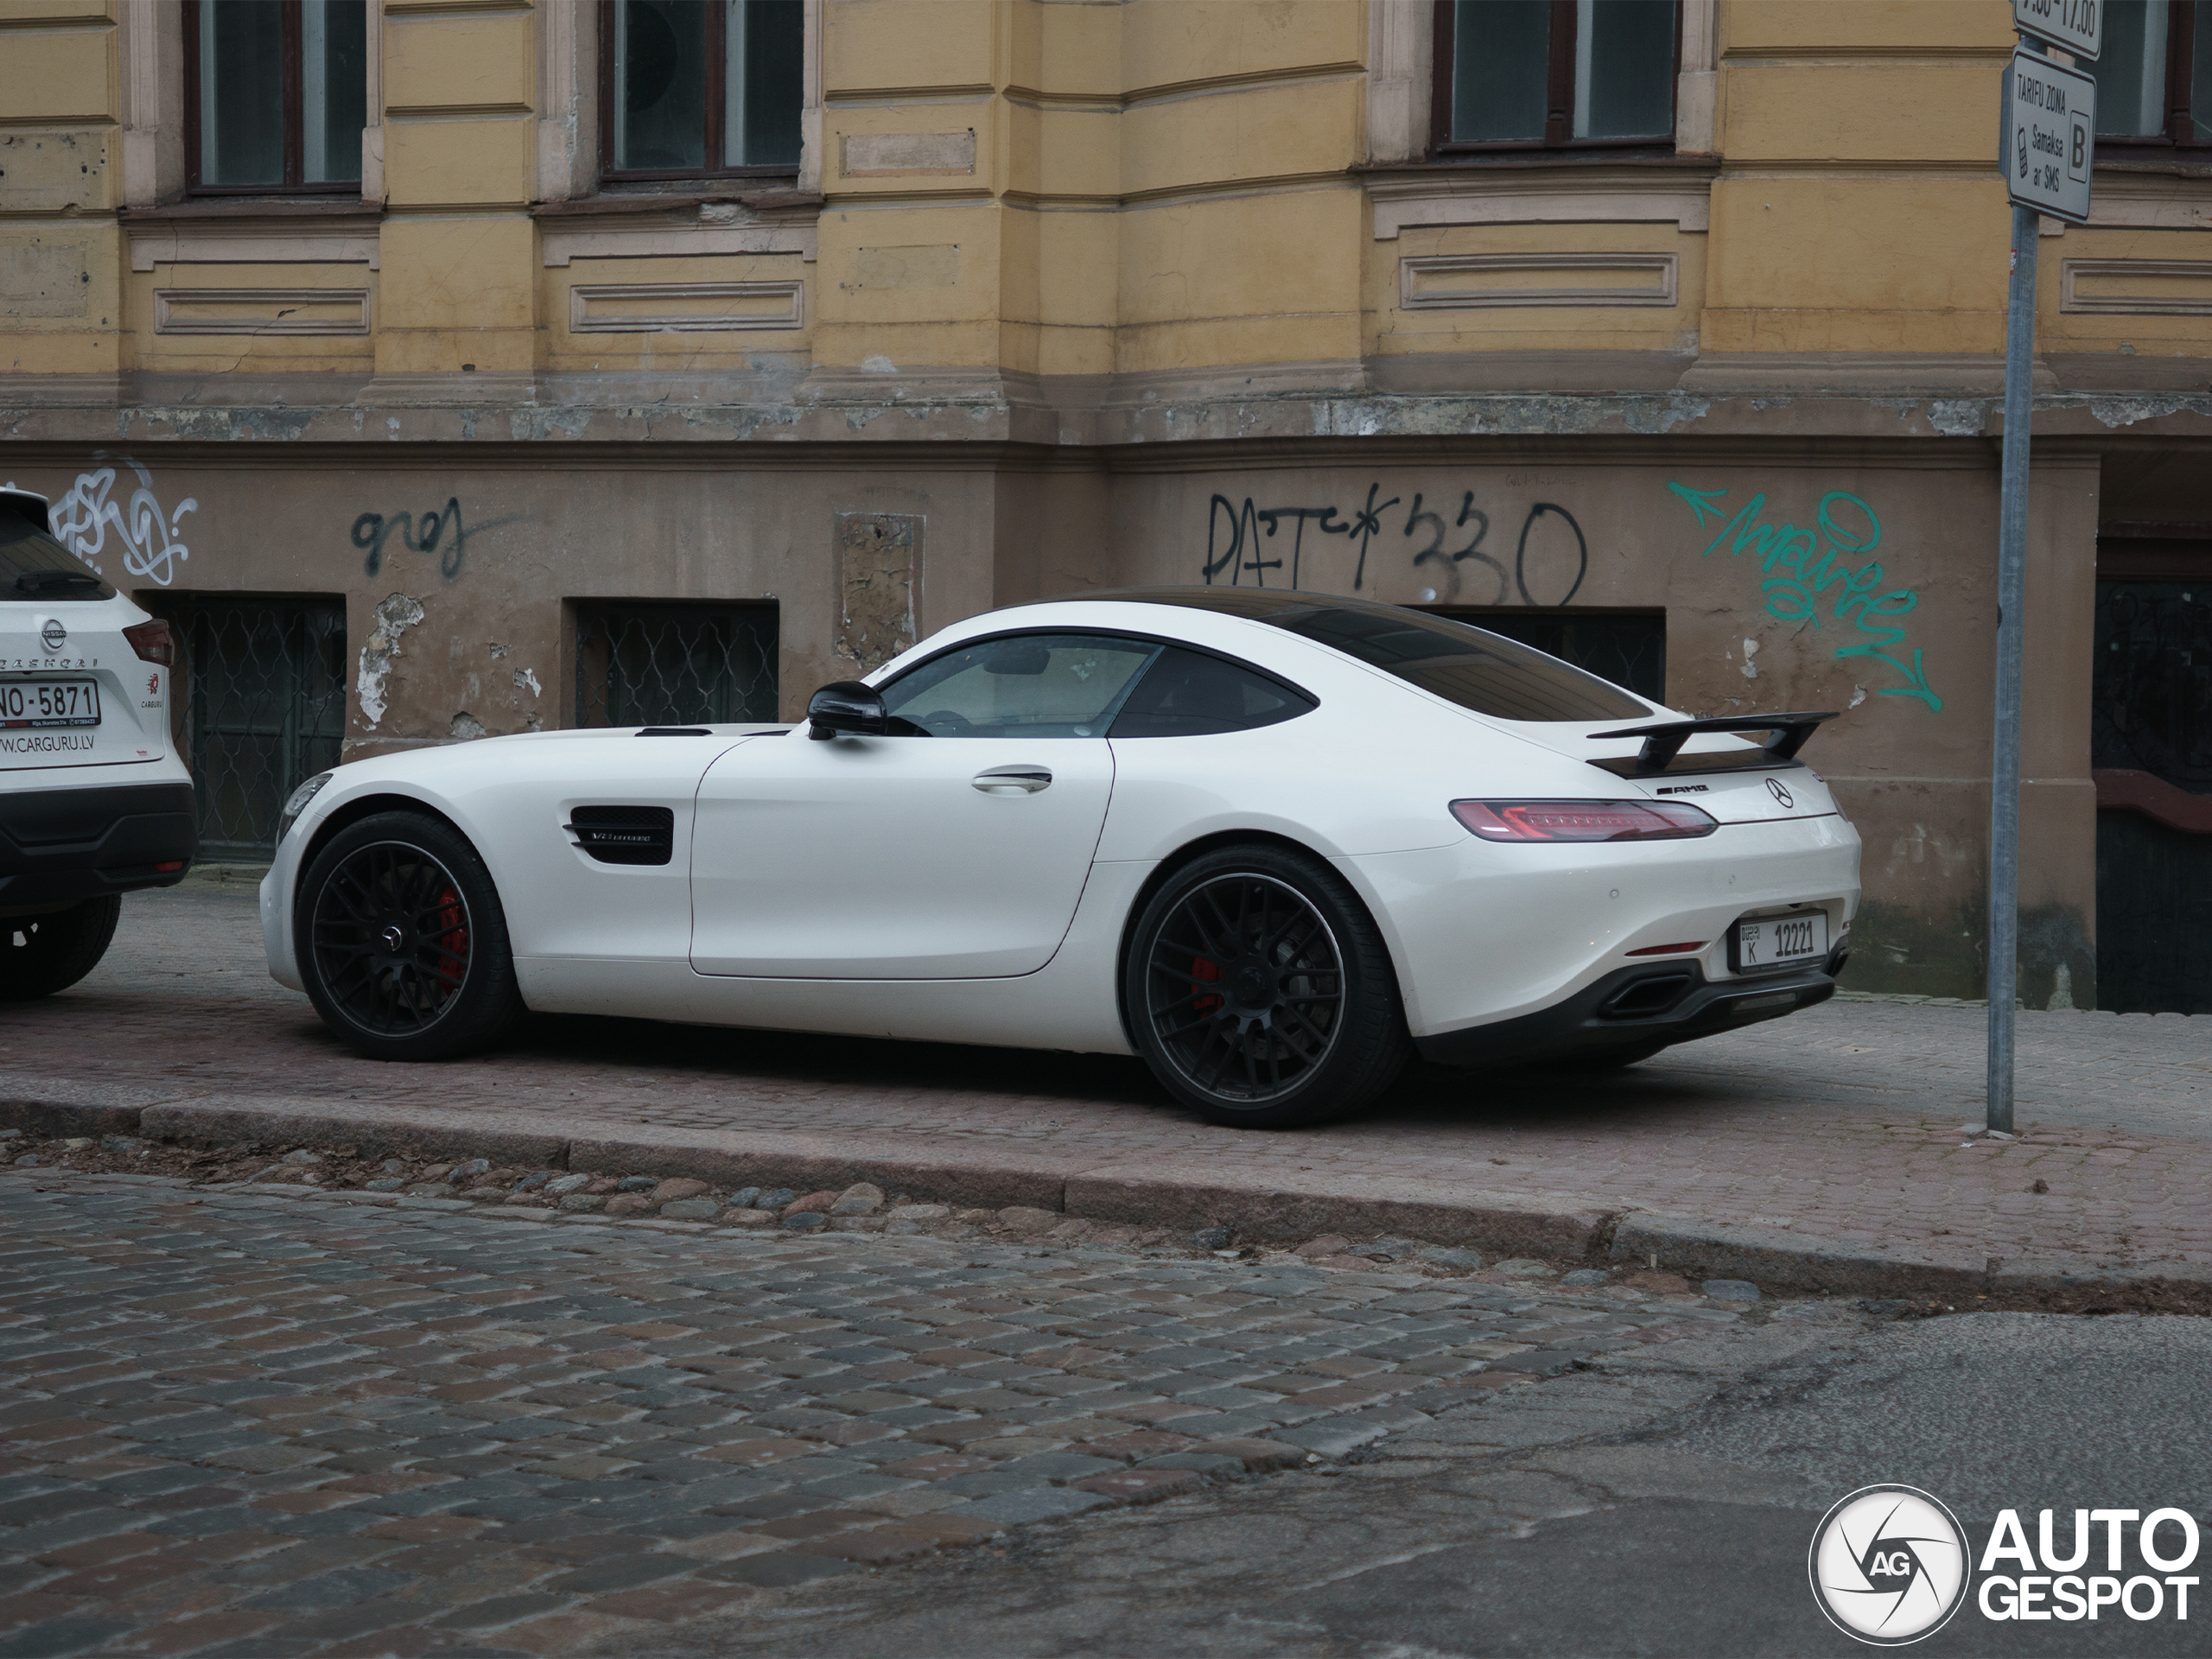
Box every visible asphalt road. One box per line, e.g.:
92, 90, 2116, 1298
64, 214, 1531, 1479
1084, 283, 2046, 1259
646, 1312, 2212, 1659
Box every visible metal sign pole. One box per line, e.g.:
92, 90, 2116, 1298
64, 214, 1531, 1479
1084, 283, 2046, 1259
1990, 0, 2095, 1135
1987, 197, 2037, 1135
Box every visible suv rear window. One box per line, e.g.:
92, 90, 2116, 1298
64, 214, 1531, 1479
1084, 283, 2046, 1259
0, 498, 113, 602
1077, 588, 1650, 722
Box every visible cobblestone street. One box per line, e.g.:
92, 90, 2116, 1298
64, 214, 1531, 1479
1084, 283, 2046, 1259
0, 1170, 1756, 1656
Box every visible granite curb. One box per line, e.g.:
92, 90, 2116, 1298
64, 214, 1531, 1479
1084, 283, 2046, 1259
9, 1090, 2210, 1312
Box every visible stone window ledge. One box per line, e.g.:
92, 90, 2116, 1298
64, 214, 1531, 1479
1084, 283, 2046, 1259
119, 200, 384, 272
533, 193, 822, 267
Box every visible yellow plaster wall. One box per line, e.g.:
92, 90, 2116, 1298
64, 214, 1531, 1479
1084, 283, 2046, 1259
374, 215, 536, 375
1118, 0, 1363, 93
383, 11, 536, 114
826, 0, 997, 92
7, 0, 2209, 390
1698, 177, 2012, 356
0, 16, 112, 124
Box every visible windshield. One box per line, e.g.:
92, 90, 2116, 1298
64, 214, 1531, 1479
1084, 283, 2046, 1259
0, 498, 113, 602
1075, 588, 1651, 722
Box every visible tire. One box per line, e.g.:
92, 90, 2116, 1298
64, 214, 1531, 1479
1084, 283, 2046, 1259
0, 895, 121, 1001
294, 810, 523, 1061
1124, 843, 1412, 1128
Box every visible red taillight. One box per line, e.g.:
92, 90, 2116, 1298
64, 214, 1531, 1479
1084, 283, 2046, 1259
1450, 799, 1719, 842
1627, 940, 1707, 956
124, 620, 175, 666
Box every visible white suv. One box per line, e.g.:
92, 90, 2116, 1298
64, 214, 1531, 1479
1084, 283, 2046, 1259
1, 485, 196, 998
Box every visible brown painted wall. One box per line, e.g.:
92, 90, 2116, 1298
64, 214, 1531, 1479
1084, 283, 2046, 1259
3, 438, 2100, 1004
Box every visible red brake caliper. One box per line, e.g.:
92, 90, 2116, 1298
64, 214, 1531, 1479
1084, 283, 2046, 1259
1190, 956, 1222, 1016
432, 886, 468, 988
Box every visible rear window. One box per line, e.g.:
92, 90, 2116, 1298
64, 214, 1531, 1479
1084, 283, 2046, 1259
1077, 588, 1650, 722
0, 498, 113, 602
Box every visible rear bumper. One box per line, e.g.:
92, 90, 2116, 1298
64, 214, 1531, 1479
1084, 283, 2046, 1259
0, 780, 196, 912
1414, 944, 1846, 1069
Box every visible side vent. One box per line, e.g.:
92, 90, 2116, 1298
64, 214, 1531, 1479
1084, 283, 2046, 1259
568, 805, 675, 867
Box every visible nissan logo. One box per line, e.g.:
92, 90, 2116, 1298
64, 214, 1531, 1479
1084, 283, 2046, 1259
39, 619, 66, 652
1765, 777, 1795, 810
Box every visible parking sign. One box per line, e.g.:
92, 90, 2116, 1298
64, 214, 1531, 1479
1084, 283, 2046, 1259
2002, 48, 2094, 225
2012, 0, 2101, 60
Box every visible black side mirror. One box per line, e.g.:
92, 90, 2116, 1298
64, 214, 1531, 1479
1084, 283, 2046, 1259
807, 680, 887, 741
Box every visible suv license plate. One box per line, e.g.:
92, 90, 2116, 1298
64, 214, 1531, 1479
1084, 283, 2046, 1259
1735, 912, 1827, 973
0, 679, 100, 728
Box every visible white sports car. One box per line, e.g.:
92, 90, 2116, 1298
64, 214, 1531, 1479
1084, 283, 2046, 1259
263, 589, 1860, 1128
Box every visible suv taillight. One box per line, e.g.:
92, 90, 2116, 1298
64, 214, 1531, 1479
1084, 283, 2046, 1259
124, 620, 175, 666
1451, 799, 1719, 842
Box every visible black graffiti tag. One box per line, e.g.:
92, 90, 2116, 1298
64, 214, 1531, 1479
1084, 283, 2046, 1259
1204, 485, 1586, 605
1516, 503, 1588, 606
351, 498, 524, 580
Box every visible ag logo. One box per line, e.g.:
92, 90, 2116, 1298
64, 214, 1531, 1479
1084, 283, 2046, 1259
40, 619, 66, 652
1809, 1484, 1969, 1645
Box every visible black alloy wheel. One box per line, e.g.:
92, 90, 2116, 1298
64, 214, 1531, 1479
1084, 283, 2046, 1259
1126, 844, 1411, 1128
296, 811, 522, 1061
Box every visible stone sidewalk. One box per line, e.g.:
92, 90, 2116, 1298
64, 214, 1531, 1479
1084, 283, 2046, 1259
3, 886, 2209, 1303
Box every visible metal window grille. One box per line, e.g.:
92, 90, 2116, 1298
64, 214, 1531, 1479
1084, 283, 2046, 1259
575, 602, 779, 728
165, 597, 348, 860
1441, 609, 1668, 704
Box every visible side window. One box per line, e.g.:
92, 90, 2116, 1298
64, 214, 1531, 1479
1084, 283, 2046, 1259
1109, 647, 1317, 739
880, 634, 1161, 738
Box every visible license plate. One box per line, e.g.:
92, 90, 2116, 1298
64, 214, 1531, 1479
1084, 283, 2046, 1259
0, 679, 100, 729
1735, 911, 1828, 973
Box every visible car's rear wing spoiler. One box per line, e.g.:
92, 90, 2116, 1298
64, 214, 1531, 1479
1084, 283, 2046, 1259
1582, 710, 1840, 779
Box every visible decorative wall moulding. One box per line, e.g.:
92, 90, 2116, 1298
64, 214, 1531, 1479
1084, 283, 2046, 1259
840, 130, 976, 177
2060, 258, 2212, 317
568, 280, 805, 334
127, 219, 382, 273
1399, 252, 1678, 310
153, 288, 372, 335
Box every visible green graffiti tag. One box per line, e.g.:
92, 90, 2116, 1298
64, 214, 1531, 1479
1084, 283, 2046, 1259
1668, 481, 1942, 711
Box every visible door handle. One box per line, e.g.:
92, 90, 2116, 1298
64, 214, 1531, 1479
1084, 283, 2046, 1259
972, 765, 1052, 794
